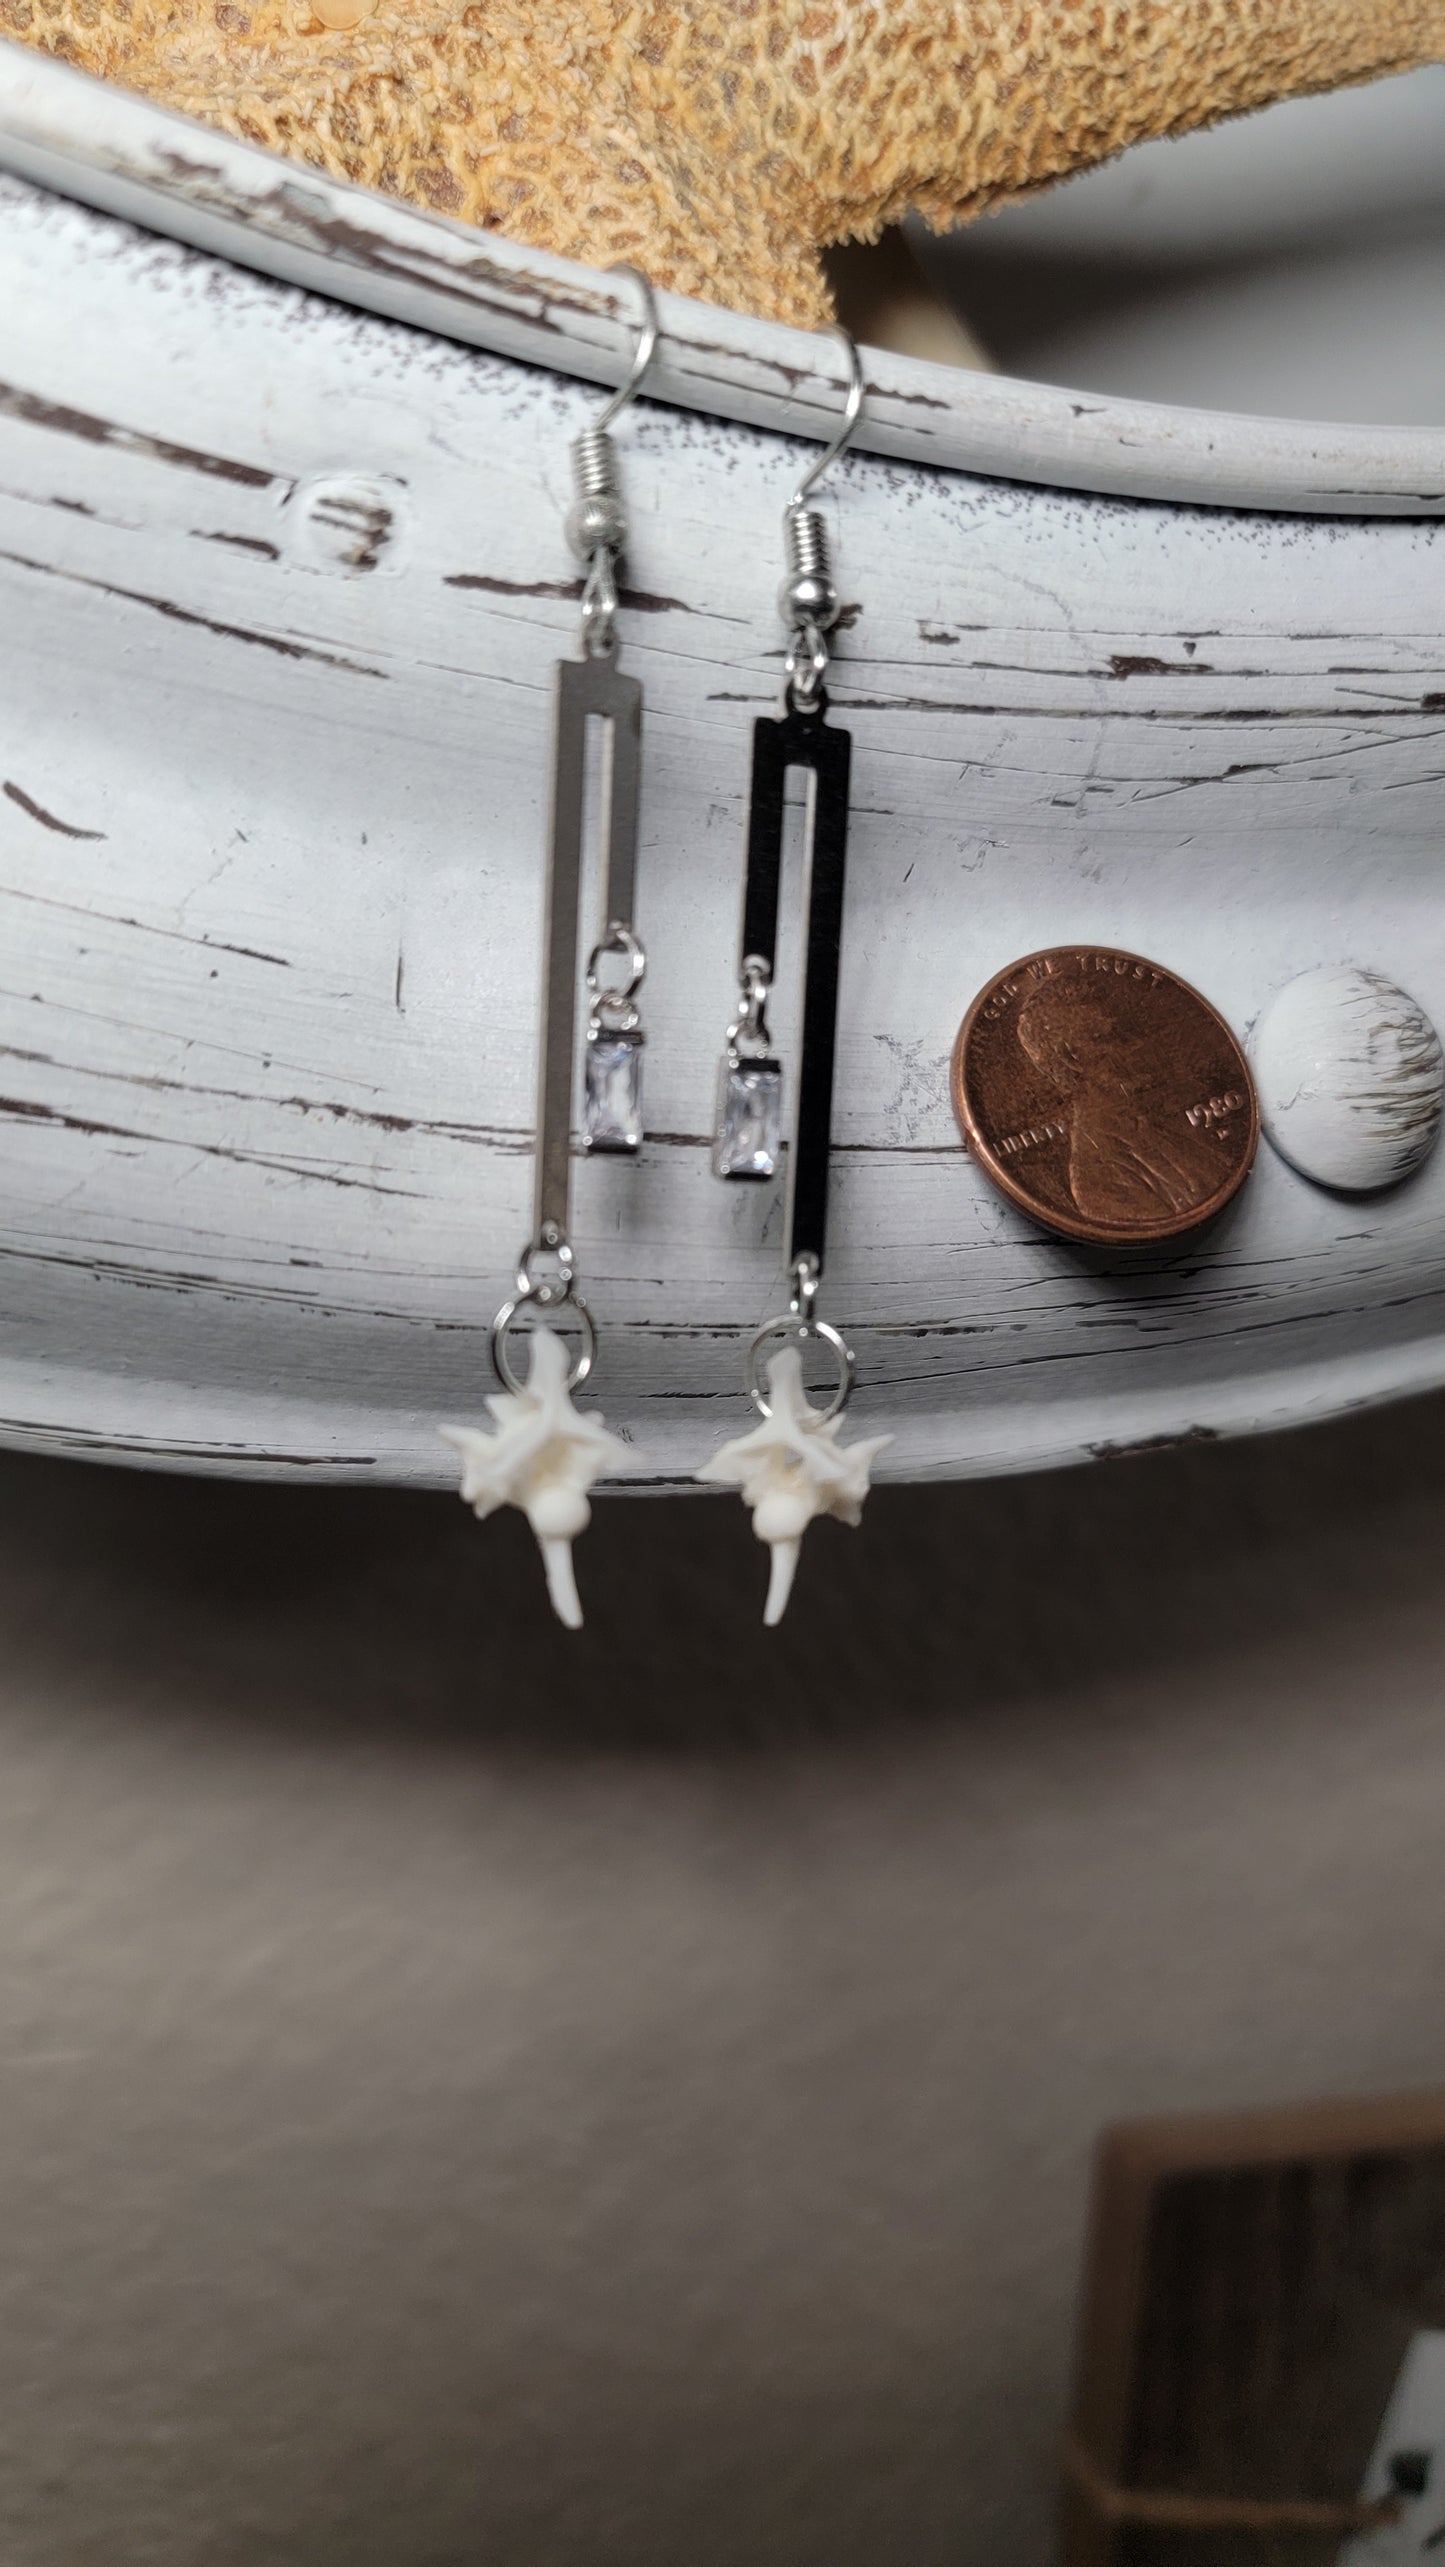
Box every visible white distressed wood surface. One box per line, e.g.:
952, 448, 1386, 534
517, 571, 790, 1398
1, 44, 1445, 518
0, 70, 1440, 1488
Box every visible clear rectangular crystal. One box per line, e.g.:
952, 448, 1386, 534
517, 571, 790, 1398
584, 1028, 644, 1153
713, 1056, 783, 1180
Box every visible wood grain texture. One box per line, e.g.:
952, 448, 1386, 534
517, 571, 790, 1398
2, 45, 1445, 517
1066, 2095, 1445, 2567
0, 85, 1439, 1487
7, 0, 1445, 333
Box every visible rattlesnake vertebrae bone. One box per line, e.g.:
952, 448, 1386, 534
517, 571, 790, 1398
8, 2, 1445, 324
443, 1325, 629, 1630
698, 1346, 892, 1626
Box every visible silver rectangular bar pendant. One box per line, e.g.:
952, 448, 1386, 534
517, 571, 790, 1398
536, 655, 644, 1223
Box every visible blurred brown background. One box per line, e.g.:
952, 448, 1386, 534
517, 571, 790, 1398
2, 1388, 1444, 2566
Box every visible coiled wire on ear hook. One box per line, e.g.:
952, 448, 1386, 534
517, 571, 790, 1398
565, 263, 661, 657
780, 324, 865, 712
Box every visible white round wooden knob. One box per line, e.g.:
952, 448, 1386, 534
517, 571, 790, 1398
1253, 964, 1444, 1194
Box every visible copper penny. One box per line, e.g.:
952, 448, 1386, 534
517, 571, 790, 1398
952, 946, 1259, 1245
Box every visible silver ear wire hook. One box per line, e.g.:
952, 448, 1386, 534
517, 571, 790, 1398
567, 265, 661, 659
780, 324, 865, 713
789, 324, 865, 510
594, 263, 661, 431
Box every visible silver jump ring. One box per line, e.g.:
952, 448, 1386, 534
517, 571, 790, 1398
516, 1230, 576, 1306
586, 921, 646, 1006
580, 553, 619, 656
745, 1309, 854, 1423
491, 1290, 597, 1396
788, 1252, 819, 1321
784, 624, 830, 712
726, 955, 774, 1054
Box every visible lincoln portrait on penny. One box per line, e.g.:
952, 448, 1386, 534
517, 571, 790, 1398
1015, 972, 1226, 1229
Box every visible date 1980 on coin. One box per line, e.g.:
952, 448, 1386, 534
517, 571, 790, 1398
952, 946, 1259, 1246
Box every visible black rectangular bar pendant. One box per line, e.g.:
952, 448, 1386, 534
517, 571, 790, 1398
738, 703, 852, 1275
537, 655, 643, 1230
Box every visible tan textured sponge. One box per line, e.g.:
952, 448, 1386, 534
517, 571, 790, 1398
7, 1, 1445, 325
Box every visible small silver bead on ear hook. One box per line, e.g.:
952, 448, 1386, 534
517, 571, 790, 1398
567, 263, 661, 658
781, 323, 865, 712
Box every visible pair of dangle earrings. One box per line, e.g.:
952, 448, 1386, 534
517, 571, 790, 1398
444, 273, 889, 1628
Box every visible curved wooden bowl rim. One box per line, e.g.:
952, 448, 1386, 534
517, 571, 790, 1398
0, 39, 1442, 519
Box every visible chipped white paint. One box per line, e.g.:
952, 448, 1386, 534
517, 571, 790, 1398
1, 45, 1444, 519
698, 1349, 892, 1625
1254, 964, 1445, 1195
0, 56, 1438, 1490
443, 1327, 628, 1628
